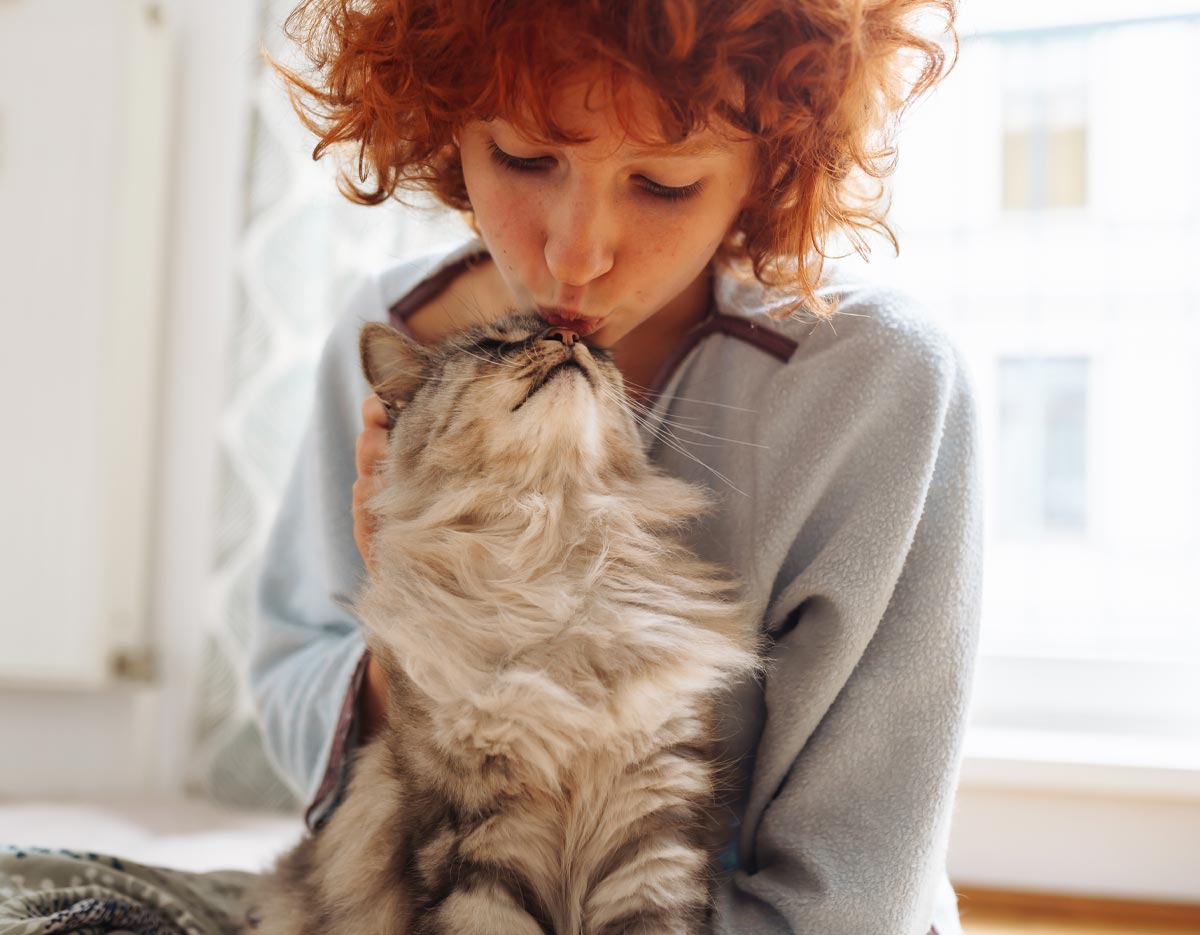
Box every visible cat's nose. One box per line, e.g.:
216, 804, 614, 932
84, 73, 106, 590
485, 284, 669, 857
540, 327, 579, 346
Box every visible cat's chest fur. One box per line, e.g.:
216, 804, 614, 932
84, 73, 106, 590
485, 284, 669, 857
356, 502, 745, 793
244, 315, 762, 935
308, 694, 725, 935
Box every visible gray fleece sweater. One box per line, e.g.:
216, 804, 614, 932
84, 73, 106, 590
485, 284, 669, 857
250, 240, 983, 935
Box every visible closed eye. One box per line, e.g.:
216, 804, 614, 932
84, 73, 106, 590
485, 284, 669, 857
473, 336, 540, 359
486, 141, 705, 203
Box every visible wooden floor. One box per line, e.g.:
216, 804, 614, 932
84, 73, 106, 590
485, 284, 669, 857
963, 913, 1200, 935
957, 888, 1200, 935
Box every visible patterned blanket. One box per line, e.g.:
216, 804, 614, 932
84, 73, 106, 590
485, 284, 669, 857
0, 847, 252, 935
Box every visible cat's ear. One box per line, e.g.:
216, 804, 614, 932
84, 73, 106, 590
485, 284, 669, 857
359, 322, 430, 409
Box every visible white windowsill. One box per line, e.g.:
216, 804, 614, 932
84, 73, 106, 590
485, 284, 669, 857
951, 727, 1200, 901
960, 726, 1200, 801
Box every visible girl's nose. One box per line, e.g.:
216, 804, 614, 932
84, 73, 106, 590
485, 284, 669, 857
544, 190, 615, 287
545, 232, 613, 286
540, 327, 578, 346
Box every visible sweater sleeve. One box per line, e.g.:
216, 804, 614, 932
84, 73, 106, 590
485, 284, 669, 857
248, 274, 388, 827
708, 302, 984, 935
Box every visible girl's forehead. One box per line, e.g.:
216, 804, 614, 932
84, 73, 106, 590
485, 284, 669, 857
487, 71, 747, 154
485, 116, 740, 165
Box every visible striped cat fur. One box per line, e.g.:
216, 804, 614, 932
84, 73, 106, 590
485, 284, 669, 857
245, 313, 765, 935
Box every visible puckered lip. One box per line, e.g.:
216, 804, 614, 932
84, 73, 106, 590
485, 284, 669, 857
536, 305, 605, 337
536, 303, 590, 319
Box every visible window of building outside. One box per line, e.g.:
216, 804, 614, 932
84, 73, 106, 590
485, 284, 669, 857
1000, 39, 1089, 211
1002, 85, 1088, 210
996, 357, 1089, 537
854, 10, 1200, 773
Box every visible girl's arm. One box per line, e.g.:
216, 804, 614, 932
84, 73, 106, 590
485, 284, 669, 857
706, 302, 983, 935
352, 394, 391, 744
248, 275, 387, 829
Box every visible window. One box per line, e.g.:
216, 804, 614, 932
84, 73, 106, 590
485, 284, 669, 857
1000, 40, 1088, 211
996, 357, 1089, 537
856, 12, 1200, 765
1002, 87, 1088, 210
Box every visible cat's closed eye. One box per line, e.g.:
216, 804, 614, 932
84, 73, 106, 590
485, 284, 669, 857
473, 337, 510, 355
471, 330, 557, 360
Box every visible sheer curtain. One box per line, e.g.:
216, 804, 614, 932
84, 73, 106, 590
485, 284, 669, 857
185, 0, 470, 808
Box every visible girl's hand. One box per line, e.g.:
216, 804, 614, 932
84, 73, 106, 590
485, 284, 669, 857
353, 394, 390, 577
359, 652, 389, 741
354, 394, 392, 740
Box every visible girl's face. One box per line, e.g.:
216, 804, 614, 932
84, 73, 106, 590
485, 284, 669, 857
457, 81, 757, 350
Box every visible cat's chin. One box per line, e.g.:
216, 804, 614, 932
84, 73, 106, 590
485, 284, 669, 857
512, 359, 591, 413
531, 360, 588, 396
513, 362, 592, 412
507, 372, 608, 479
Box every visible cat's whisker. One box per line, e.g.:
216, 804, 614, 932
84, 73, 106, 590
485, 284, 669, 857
425, 294, 552, 372
445, 290, 504, 332
642, 425, 750, 495
618, 398, 758, 440
641, 406, 709, 423
600, 385, 768, 449
447, 347, 500, 368
595, 385, 749, 496
427, 355, 527, 386
622, 410, 757, 451
793, 308, 866, 339
651, 422, 769, 449
610, 380, 762, 414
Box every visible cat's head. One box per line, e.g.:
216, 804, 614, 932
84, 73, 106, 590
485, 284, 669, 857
359, 313, 648, 493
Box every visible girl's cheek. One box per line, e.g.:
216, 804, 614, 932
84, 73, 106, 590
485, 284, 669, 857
476, 198, 542, 298
494, 197, 544, 256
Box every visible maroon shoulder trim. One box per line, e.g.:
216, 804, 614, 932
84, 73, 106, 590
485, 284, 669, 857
387, 249, 490, 336
383, 252, 798, 399
304, 648, 372, 831
645, 311, 798, 400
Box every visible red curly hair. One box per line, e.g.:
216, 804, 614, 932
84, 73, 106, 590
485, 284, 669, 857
276, 0, 956, 318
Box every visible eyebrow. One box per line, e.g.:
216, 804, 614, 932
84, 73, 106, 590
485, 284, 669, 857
486, 117, 734, 160
627, 137, 733, 159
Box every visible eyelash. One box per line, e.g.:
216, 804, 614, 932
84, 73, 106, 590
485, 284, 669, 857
486, 140, 705, 203
473, 337, 512, 356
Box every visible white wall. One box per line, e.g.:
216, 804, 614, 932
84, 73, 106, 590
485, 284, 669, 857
0, 1, 168, 688
0, 0, 257, 795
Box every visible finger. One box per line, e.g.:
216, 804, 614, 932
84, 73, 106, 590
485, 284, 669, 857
362, 394, 390, 429
352, 474, 381, 510
352, 479, 379, 576
356, 426, 389, 477
355, 431, 368, 476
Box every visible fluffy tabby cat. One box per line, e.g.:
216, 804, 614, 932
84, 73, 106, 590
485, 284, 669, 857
245, 313, 764, 935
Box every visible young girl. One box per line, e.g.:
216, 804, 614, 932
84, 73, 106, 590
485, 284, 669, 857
248, 1, 980, 933
0, 2, 979, 934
